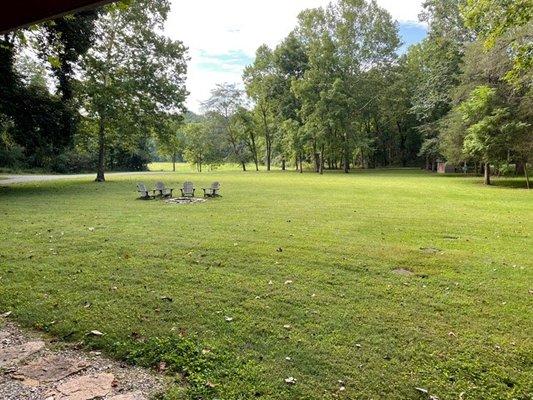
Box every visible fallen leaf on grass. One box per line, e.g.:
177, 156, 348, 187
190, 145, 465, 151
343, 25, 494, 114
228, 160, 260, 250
88, 330, 104, 336
1, 311, 12, 318
284, 377, 296, 385
224, 316, 233, 322
284, 280, 293, 285
283, 324, 291, 330
160, 296, 173, 302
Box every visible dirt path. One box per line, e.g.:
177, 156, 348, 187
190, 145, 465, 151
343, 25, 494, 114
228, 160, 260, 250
0, 319, 166, 400
0, 172, 160, 185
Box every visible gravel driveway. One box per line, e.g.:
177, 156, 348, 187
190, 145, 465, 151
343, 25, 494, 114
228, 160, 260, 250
0, 172, 159, 185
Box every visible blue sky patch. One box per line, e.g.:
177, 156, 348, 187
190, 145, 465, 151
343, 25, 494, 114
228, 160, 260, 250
197, 50, 253, 73
398, 22, 427, 53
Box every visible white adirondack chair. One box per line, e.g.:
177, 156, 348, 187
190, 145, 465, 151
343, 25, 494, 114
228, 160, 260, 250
180, 181, 195, 197
202, 182, 221, 197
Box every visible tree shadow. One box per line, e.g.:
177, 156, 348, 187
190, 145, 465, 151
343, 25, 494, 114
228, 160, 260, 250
490, 178, 530, 189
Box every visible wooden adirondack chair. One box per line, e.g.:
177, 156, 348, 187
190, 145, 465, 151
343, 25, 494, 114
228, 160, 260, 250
180, 181, 195, 197
154, 181, 174, 198
137, 183, 155, 199
202, 181, 221, 197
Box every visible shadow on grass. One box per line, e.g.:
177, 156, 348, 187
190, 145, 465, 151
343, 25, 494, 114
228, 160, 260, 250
490, 178, 530, 189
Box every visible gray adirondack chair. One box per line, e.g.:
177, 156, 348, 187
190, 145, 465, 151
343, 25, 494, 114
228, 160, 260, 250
202, 182, 221, 197
154, 181, 174, 198
180, 181, 195, 197
137, 183, 155, 199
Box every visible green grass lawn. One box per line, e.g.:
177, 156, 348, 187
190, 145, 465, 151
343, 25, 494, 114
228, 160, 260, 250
0, 169, 531, 399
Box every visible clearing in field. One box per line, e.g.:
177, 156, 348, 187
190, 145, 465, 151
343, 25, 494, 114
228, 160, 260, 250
0, 169, 531, 399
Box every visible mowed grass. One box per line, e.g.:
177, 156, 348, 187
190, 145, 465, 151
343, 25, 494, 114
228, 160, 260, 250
0, 169, 531, 399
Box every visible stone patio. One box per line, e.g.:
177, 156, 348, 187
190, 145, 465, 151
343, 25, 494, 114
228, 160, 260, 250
0, 320, 166, 400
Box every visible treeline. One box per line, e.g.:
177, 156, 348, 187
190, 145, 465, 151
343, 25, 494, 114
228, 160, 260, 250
170, 0, 531, 186
0, 0, 188, 181
1, 0, 531, 185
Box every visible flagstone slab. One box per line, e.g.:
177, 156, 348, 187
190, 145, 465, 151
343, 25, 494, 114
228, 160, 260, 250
55, 373, 114, 400
0, 341, 45, 367
13, 355, 90, 385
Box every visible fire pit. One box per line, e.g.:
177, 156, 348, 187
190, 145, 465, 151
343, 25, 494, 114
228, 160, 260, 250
164, 197, 207, 205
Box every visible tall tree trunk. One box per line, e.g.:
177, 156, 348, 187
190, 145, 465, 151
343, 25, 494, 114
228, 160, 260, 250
484, 162, 491, 185
266, 142, 271, 171
281, 157, 286, 171
260, 106, 272, 171
95, 116, 106, 182
241, 161, 247, 172
319, 145, 324, 175
524, 162, 529, 189
343, 135, 349, 173
312, 139, 319, 173
172, 152, 176, 172
299, 155, 303, 173
252, 141, 259, 171
248, 132, 259, 171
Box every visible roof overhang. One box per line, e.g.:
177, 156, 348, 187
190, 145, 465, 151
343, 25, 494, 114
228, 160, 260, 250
1, 0, 116, 34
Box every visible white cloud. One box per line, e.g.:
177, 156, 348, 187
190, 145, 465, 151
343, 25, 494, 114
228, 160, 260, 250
166, 0, 424, 112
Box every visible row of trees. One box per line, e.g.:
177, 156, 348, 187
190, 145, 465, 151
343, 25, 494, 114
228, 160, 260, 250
1, 0, 531, 185
0, 0, 188, 181
167, 0, 531, 186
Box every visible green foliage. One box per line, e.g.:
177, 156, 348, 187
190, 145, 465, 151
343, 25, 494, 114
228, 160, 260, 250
462, 0, 533, 48
81, 0, 188, 180
244, 0, 409, 171
201, 84, 250, 170
462, 0, 533, 87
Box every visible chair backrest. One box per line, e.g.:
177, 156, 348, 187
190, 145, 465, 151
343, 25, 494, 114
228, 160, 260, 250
211, 181, 220, 189
155, 181, 165, 191
137, 183, 148, 193
182, 181, 194, 194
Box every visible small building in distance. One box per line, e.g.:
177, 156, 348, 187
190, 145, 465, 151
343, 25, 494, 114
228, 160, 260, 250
437, 161, 456, 174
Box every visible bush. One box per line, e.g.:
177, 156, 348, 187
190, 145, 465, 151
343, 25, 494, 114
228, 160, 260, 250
0, 142, 25, 169
51, 149, 96, 173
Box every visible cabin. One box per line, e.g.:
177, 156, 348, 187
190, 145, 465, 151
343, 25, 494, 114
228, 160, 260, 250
437, 161, 456, 174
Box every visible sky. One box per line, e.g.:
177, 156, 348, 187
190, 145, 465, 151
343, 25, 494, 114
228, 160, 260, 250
165, 0, 427, 113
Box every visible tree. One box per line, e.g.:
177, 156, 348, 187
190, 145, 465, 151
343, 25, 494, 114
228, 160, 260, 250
81, 0, 188, 182
182, 122, 210, 172
35, 11, 99, 143
243, 45, 276, 170
459, 86, 512, 185
158, 118, 185, 172
202, 83, 248, 171
0, 32, 71, 167
462, 0, 532, 87
233, 107, 260, 171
